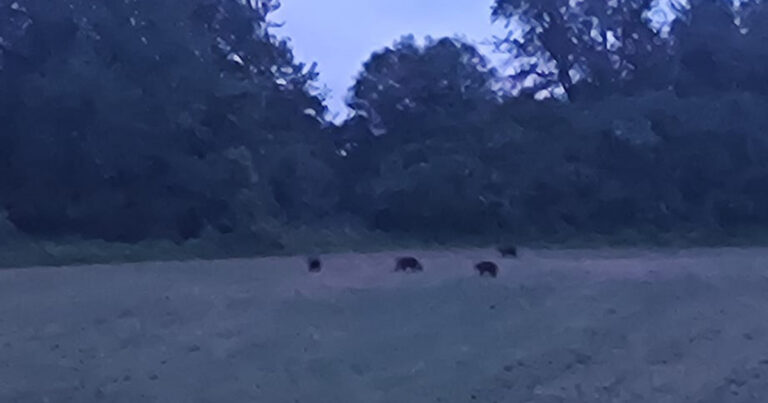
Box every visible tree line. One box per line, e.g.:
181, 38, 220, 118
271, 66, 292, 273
1, 0, 767, 249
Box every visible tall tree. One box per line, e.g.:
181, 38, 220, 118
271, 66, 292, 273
492, 0, 675, 101
671, 0, 768, 96
340, 37, 501, 233
348, 36, 496, 136
0, 0, 329, 241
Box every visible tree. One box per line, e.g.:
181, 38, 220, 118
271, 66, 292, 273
492, 0, 675, 101
338, 37, 504, 234
671, 0, 768, 96
348, 36, 496, 136
0, 0, 331, 241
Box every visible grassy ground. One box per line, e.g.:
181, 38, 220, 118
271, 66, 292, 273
4, 216, 768, 269
3, 247, 768, 402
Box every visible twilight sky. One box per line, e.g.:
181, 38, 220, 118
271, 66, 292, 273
271, 0, 508, 120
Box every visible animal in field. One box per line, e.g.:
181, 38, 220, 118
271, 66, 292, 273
395, 256, 423, 272
497, 245, 518, 258
475, 261, 499, 278
307, 257, 322, 273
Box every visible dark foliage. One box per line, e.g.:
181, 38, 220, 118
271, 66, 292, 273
491, 0, 676, 101
2, 0, 767, 251
336, 0, 768, 243
0, 0, 335, 243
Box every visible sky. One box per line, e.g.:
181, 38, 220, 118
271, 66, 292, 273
271, 0, 508, 121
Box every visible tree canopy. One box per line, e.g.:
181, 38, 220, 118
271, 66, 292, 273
0, 0, 333, 242
2, 0, 768, 251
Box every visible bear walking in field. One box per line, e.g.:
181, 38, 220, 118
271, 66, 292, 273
395, 256, 423, 273
307, 257, 322, 273
497, 245, 518, 258
475, 261, 499, 277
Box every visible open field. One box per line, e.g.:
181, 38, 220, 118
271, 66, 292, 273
2, 247, 768, 402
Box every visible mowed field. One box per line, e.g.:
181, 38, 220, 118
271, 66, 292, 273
3, 248, 768, 402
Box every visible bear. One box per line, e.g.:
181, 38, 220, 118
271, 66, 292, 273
395, 256, 423, 272
475, 261, 499, 278
497, 245, 518, 258
307, 257, 322, 273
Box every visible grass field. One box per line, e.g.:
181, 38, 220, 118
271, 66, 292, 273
2, 247, 768, 402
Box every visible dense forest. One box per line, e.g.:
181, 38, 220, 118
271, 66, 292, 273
1, 0, 768, 255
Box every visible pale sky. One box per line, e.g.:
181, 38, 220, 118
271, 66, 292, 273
271, 0, 508, 120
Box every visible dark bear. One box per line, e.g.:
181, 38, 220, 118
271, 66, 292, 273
307, 257, 322, 273
475, 261, 499, 277
497, 245, 518, 258
395, 256, 423, 272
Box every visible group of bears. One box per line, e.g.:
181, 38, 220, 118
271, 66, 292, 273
306, 245, 517, 278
